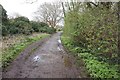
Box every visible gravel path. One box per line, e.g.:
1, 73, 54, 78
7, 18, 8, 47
2, 32, 86, 78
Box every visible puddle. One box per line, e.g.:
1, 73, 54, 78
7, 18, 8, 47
58, 39, 61, 44
58, 39, 62, 47
57, 47, 61, 51
33, 54, 58, 63
33, 56, 42, 62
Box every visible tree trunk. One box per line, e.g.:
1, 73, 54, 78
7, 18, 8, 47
61, 2, 66, 17
118, 1, 120, 64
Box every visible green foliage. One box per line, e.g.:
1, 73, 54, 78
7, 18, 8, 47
0, 4, 8, 25
14, 16, 29, 23
79, 53, 119, 78
61, 36, 73, 49
40, 26, 56, 34
30, 21, 41, 32
13, 20, 33, 35
2, 25, 8, 36
2, 34, 50, 68
2, 17, 56, 36
7, 25, 19, 34
30, 21, 56, 34
2, 42, 26, 68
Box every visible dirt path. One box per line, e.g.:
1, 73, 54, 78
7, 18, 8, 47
2, 32, 86, 78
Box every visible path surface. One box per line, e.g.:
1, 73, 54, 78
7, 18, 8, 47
3, 32, 86, 78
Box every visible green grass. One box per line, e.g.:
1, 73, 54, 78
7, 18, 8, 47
61, 36, 119, 78
2, 33, 50, 68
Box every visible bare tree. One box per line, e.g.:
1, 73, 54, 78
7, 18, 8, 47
34, 2, 63, 28
61, 2, 66, 17
62, 0, 81, 12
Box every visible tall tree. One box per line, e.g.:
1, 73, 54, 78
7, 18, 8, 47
34, 2, 63, 28
0, 4, 8, 25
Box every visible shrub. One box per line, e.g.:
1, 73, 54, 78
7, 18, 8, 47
14, 16, 29, 23
2, 25, 8, 36
45, 27, 56, 34
31, 21, 56, 34
8, 26, 19, 34
13, 21, 33, 35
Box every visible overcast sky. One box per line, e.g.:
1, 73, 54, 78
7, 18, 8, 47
0, 0, 118, 21
0, 0, 61, 20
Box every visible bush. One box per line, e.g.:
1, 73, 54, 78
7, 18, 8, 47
45, 27, 56, 34
2, 25, 8, 36
13, 21, 33, 35
8, 26, 19, 34
14, 16, 29, 23
31, 21, 56, 34
30, 21, 41, 32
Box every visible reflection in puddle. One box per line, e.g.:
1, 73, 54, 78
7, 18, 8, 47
57, 47, 61, 51
58, 39, 61, 44
33, 56, 41, 62
33, 54, 58, 63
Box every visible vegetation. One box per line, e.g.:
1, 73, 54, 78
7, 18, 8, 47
31, 21, 56, 34
79, 53, 118, 78
61, 36, 119, 78
62, 2, 119, 78
2, 17, 56, 36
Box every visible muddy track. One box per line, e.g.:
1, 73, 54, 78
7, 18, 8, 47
2, 32, 87, 78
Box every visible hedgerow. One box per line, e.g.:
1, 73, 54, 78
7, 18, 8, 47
62, 2, 119, 78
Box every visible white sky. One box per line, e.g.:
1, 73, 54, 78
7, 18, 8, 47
0, 0, 61, 20
0, 0, 119, 21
